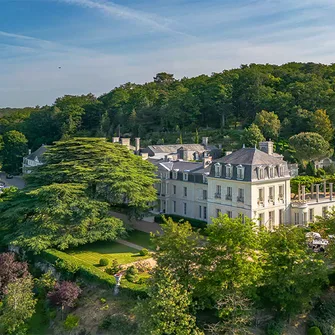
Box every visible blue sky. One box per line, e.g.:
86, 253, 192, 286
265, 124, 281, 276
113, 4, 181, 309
1, 0, 335, 107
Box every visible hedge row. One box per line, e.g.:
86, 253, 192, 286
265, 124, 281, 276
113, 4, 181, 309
154, 214, 207, 230
41, 249, 117, 287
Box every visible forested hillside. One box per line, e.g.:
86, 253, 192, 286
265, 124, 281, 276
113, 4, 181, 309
1, 62, 335, 152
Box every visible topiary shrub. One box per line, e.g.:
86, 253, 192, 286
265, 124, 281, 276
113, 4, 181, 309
99, 258, 109, 267
125, 265, 138, 283
308, 326, 322, 335
64, 314, 80, 331
139, 248, 149, 256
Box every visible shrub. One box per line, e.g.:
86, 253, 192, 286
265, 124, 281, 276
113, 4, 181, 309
139, 248, 149, 256
63, 314, 80, 331
110, 259, 121, 274
308, 327, 322, 335
154, 214, 207, 230
266, 319, 285, 335
100, 298, 106, 304
99, 258, 109, 267
55, 258, 79, 279
125, 266, 138, 283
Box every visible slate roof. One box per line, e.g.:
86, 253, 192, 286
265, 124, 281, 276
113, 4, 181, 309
159, 161, 203, 172
26, 145, 47, 161
148, 144, 208, 154
216, 148, 284, 166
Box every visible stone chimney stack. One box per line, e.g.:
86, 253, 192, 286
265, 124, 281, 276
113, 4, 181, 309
112, 137, 120, 143
135, 137, 141, 152
202, 137, 209, 147
121, 138, 131, 149
28, 149, 32, 155
259, 141, 274, 155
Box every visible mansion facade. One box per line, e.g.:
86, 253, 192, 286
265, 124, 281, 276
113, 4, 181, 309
156, 141, 333, 228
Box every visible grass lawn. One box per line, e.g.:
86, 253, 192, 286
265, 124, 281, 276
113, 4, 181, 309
125, 230, 153, 250
66, 240, 151, 266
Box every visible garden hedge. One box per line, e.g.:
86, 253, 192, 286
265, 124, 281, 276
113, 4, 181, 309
154, 214, 207, 230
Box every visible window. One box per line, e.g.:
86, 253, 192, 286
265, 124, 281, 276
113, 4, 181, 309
237, 165, 245, 180
203, 206, 207, 220
184, 187, 187, 197
183, 203, 187, 215
303, 212, 307, 224
323, 206, 328, 218
279, 185, 284, 199
258, 188, 264, 203
294, 213, 299, 225
215, 185, 222, 198
269, 166, 275, 178
269, 211, 274, 229
309, 208, 314, 222
258, 166, 265, 179
203, 190, 208, 200
279, 209, 284, 224
227, 210, 232, 218
199, 206, 202, 218
268, 187, 274, 202
237, 188, 244, 202
226, 164, 233, 178
183, 173, 188, 181
214, 163, 222, 178
173, 185, 176, 195
278, 165, 284, 177
216, 209, 221, 217
259, 213, 264, 226
239, 213, 245, 223
172, 170, 178, 179
173, 201, 176, 213
226, 187, 232, 200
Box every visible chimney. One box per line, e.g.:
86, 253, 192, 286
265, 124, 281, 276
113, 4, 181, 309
112, 137, 120, 143
225, 151, 232, 156
121, 138, 131, 149
202, 137, 209, 147
141, 152, 149, 160
135, 137, 141, 152
259, 141, 274, 155
28, 149, 32, 155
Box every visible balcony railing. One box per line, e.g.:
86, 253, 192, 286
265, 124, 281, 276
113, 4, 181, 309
237, 196, 244, 203
226, 194, 232, 201
257, 198, 264, 206
215, 193, 222, 199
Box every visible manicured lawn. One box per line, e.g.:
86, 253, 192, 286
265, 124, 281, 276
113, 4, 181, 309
125, 230, 153, 250
66, 240, 150, 266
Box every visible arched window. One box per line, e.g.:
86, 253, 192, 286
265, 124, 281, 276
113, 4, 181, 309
225, 164, 233, 178
237, 165, 245, 180
268, 165, 275, 178
214, 163, 222, 178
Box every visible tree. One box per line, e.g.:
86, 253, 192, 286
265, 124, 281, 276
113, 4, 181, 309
1, 130, 28, 174
310, 109, 334, 141
289, 132, 333, 165
0, 184, 125, 253
254, 110, 281, 139
260, 225, 328, 317
0, 276, 36, 334
153, 72, 175, 85
48, 281, 81, 310
136, 268, 203, 335
242, 124, 265, 148
152, 218, 203, 291
200, 215, 262, 302
26, 138, 157, 215
0, 253, 29, 297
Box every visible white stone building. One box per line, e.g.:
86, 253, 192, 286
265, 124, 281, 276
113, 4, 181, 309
22, 145, 47, 174
156, 141, 335, 228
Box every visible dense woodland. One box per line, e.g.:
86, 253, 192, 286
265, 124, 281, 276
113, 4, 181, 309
1, 62, 335, 154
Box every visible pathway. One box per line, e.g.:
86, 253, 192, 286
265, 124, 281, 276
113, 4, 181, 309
116, 239, 144, 251
0, 173, 26, 189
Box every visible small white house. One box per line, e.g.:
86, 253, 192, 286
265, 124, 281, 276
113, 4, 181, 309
22, 145, 47, 174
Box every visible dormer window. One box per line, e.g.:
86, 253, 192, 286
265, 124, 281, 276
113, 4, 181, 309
183, 172, 188, 181
258, 166, 265, 180
226, 164, 233, 179
214, 163, 222, 178
269, 165, 275, 178
203, 173, 209, 184
236, 165, 245, 180
172, 169, 179, 180
278, 165, 284, 177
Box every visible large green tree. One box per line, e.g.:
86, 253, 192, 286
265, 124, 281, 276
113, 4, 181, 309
242, 124, 265, 148
310, 109, 334, 141
254, 110, 281, 139
289, 132, 333, 165
260, 225, 328, 317
1, 130, 28, 174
